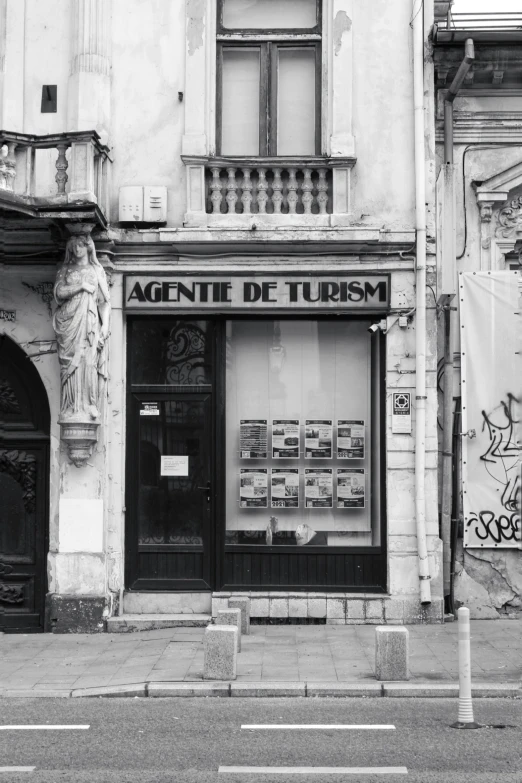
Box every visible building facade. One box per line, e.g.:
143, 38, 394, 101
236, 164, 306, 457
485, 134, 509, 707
433, 3, 522, 619
1, 0, 456, 633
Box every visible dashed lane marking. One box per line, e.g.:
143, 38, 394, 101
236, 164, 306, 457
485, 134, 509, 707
0, 726, 90, 730
241, 725, 396, 730
219, 766, 408, 775
0, 768, 35, 773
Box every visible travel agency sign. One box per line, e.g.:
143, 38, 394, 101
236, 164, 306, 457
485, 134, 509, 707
124, 274, 390, 310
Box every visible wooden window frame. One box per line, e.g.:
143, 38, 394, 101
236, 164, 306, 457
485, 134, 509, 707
216, 0, 322, 157
217, 0, 322, 37
217, 41, 321, 156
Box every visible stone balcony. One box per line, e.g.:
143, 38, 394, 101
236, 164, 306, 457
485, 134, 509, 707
181, 156, 356, 229
0, 130, 111, 227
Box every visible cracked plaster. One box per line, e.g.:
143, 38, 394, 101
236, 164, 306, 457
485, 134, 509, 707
455, 542, 522, 618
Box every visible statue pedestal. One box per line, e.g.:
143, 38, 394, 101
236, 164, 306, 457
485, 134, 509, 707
59, 418, 100, 467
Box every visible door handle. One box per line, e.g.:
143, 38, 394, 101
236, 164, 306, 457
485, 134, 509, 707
197, 480, 211, 503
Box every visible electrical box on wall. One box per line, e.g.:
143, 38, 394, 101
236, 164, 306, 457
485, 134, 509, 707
119, 186, 167, 224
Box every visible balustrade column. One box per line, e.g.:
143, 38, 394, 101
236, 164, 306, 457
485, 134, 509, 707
55, 144, 69, 194
272, 168, 283, 214
0, 145, 7, 190
240, 168, 253, 214
256, 168, 268, 214
287, 168, 299, 214
209, 166, 223, 214
1, 141, 17, 191
225, 167, 238, 214
301, 169, 313, 214
317, 168, 328, 214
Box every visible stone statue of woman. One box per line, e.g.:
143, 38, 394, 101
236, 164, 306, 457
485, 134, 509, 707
53, 232, 111, 423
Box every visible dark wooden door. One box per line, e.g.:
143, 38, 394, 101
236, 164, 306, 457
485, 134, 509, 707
126, 393, 214, 590
0, 337, 49, 632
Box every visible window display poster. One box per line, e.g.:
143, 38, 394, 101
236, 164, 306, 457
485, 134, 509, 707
240, 419, 268, 458
305, 420, 333, 459
272, 420, 300, 458
337, 469, 366, 508
271, 469, 299, 508
240, 469, 268, 508
305, 468, 333, 508
337, 420, 365, 459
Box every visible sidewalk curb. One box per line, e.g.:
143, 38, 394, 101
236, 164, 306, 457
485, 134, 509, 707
1, 681, 520, 699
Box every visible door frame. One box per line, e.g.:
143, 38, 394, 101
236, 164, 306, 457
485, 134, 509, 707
125, 317, 223, 592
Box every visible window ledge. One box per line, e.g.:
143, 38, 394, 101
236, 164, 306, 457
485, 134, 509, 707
182, 155, 356, 169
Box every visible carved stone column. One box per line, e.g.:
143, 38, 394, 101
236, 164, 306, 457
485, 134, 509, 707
67, 0, 111, 138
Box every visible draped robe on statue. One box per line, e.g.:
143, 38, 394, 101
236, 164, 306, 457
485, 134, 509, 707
53, 261, 110, 421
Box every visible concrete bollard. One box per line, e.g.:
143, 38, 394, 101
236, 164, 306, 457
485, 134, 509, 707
375, 626, 409, 681
217, 608, 242, 652
451, 606, 480, 729
228, 597, 251, 635
204, 625, 237, 680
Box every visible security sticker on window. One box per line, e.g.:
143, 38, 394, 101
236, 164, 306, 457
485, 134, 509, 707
392, 392, 412, 434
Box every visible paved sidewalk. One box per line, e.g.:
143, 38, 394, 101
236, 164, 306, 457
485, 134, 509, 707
0, 620, 520, 696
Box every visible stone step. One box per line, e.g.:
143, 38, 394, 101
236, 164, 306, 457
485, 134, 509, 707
107, 614, 210, 633
123, 592, 211, 615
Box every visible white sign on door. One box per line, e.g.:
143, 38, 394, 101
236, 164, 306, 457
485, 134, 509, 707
161, 456, 189, 476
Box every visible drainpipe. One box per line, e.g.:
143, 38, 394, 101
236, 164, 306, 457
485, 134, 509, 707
413, 0, 431, 604
441, 39, 474, 606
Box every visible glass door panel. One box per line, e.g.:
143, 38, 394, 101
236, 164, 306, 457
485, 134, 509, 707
138, 398, 210, 547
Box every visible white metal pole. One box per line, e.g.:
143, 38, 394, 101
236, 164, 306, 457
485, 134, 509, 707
452, 606, 480, 729
412, 0, 431, 605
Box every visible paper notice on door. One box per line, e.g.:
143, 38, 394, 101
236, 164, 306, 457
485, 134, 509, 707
161, 456, 189, 476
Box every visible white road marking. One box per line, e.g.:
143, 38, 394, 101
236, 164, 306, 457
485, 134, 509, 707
0, 725, 89, 730
241, 724, 396, 730
0, 768, 35, 773
219, 766, 408, 775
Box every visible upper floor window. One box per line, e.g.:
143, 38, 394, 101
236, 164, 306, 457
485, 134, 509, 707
217, 0, 322, 157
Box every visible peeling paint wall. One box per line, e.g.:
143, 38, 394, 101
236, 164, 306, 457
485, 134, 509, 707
455, 543, 522, 619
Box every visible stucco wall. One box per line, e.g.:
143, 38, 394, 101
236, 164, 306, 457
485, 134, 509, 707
436, 115, 522, 618
0, 270, 121, 613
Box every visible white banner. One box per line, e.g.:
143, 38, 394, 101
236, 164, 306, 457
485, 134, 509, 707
461, 271, 521, 548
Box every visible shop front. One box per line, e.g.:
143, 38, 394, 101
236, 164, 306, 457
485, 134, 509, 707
124, 272, 388, 596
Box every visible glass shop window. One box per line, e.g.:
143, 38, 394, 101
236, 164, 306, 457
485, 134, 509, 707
217, 0, 321, 156
225, 319, 379, 547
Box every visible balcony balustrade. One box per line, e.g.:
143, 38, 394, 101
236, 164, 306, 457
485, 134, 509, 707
0, 130, 111, 225
182, 156, 355, 228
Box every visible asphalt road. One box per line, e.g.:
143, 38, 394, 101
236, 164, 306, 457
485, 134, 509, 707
0, 697, 520, 782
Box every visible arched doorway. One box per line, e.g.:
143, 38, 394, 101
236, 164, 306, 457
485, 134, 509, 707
0, 336, 50, 632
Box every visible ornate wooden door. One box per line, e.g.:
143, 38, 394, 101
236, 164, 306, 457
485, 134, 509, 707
0, 337, 49, 632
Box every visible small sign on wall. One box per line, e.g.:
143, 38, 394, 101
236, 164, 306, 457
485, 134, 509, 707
392, 392, 412, 434
140, 402, 159, 416
161, 456, 189, 476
